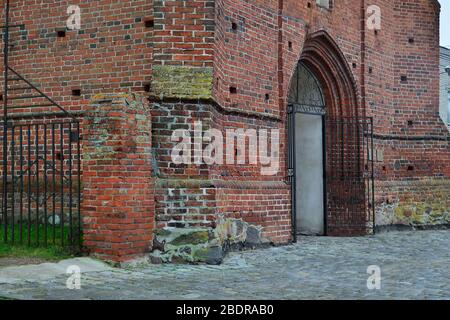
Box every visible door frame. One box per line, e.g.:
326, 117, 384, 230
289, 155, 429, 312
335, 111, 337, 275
288, 104, 328, 242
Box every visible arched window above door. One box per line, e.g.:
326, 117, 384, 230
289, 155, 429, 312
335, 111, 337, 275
288, 62, 325, 114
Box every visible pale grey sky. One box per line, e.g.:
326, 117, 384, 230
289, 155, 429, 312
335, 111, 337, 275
441, 0, 450, 48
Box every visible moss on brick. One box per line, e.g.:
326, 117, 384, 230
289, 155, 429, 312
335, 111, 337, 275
152, 65, 213, 99
394, 201, 450, 226
170, 231, 210, 246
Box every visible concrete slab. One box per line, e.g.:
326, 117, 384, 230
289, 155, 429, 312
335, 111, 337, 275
0, 258, 113, 284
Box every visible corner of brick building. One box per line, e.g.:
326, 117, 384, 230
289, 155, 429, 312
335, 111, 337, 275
82, 93, 155, 263
149, 0, 292, 264
3, 0, 449, 264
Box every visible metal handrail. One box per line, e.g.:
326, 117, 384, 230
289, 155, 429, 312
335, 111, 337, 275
7, 67, 77, 120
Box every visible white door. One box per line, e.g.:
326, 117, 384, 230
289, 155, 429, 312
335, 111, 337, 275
295, 113, 325, 235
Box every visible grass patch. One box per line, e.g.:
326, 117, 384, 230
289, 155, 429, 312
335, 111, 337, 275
0, 296, 16, 300
0, 244, 73, 261
0, 224, 79, 261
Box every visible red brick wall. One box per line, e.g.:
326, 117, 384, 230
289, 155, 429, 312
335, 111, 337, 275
215, 182, 291, 244
0, 0, 153, 116
151, 100, 291, 243
153, 0, 214, 67
369, 0, 450, 227
82, 94, 154, 263
2, 0, 448, 259
207, 0, 448, 233
151, 0, 215, 99
213, 0, 280, 116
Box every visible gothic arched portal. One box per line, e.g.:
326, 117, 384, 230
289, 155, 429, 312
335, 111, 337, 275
287, 31, 375, 238
289, 62, 326, 236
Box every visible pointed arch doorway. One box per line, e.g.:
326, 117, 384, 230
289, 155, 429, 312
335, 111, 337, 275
287, 32, 375, 239
289, 62, 326, 236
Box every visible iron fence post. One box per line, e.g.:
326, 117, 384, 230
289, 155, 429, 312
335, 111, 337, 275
2, 0, 10, 243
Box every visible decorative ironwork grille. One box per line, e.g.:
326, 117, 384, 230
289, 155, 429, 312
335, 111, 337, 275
325, 117, 375, 236
289, 62, 325, 107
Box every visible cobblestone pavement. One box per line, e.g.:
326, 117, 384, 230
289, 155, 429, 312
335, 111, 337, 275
0, 230, 449, 300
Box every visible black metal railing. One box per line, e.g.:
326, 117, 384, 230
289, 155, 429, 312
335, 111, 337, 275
1, 0, 82, 249
1, 121, 81, 248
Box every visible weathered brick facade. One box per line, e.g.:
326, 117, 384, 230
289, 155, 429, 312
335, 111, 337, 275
82, 93, 154, 262
1, 0, 449, 263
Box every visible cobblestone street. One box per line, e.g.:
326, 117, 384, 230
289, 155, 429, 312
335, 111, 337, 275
0, 230, 449, 300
